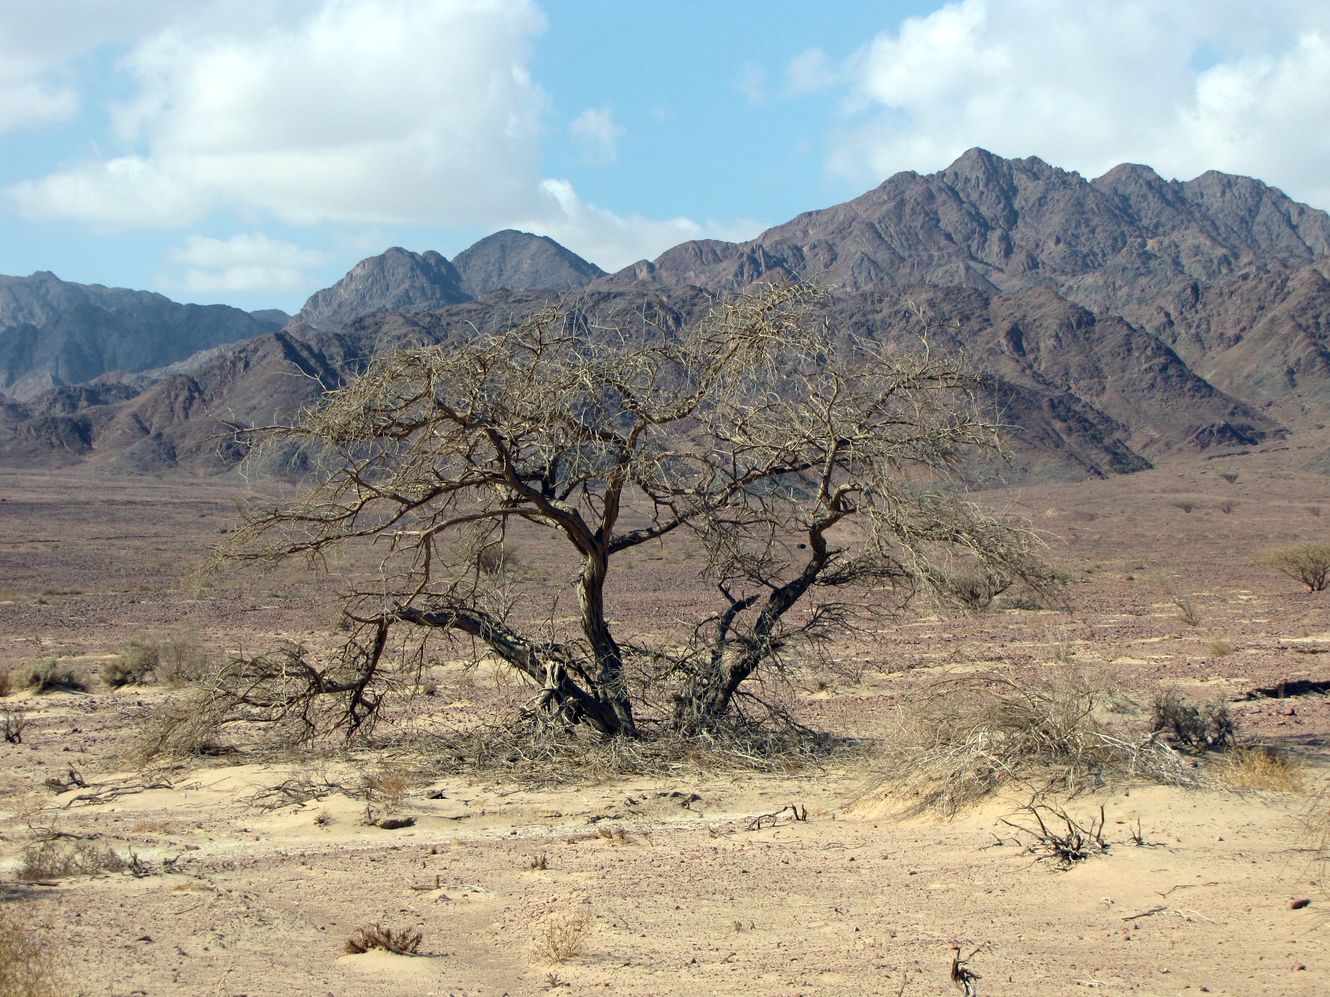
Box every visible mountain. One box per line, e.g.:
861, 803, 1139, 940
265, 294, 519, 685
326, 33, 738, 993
295, 247, 467, 331
5, 150, 1328, 478
295, 232, 604, 330
611, 148, 1330, 310
0, 272, 287, 403
453, 230, 606, 298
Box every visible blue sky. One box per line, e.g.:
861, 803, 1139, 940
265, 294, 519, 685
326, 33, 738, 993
3, 0, 1330, 313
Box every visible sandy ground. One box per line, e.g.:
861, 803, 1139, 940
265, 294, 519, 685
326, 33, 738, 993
2, 437, 1330, 995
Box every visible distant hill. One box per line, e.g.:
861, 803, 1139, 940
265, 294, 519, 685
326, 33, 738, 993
0, 272, 287, 402
295, 232, 604, 330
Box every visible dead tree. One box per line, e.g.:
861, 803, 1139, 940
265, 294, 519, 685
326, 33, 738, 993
218, 282, 1053, 740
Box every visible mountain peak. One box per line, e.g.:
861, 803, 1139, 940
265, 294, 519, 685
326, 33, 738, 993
452, 230, 604, 298
296, 247, 466, 330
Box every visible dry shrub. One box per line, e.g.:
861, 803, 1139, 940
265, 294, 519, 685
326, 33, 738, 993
344, 924, 422, 956
537, 913, 591, 964
1150, 691, 1236, 752
942, 567, 1012, 612
2, 707, 25, 744
104, 641, 159, 688
1222, 747, 1304, 792
0, 670, 11, 697
19, 660, 85, 694
449, 714, 844, 787
1263, 543, 1330, 592
153, 635, 214, 686
0, 906, 60, 997
17, 838, 131, 880
135, 689, 234, 761
867, 670, 1194, 818
361, 764, 413, 813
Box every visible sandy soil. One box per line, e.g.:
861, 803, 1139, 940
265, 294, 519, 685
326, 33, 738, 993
2, 438, 1329, 995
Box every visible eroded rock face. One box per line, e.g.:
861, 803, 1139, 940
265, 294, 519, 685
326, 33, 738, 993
0, 271, 286, 402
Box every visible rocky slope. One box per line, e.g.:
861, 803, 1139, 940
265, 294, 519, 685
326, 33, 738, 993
0, 272, 287, 402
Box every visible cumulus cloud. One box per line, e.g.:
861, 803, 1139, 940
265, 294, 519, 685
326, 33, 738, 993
166, 233, 329, 294
803, 0, 1330, 208
569, 106, 625, 166
10, 0, 549, 227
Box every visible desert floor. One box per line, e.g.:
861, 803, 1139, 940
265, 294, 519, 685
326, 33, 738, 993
2, 437, 1329, 996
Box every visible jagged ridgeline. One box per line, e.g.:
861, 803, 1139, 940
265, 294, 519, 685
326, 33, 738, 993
3, 150, 1329, 477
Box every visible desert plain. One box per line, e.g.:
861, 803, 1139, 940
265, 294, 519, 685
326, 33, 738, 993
2, 436, 1329, 996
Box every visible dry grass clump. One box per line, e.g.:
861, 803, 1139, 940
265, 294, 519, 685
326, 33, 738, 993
344, 923, 422, 956
0, 906, 61, 997
536, 912, 591, 964
1221, 747, 1304, 792
867, 670, 1194, 818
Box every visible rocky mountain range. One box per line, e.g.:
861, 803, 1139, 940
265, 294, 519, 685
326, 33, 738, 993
2, 151, 1328, 480
294, 231, 605, 330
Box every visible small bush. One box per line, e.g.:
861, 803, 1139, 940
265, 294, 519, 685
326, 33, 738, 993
104, 641, 159, 688
864, 671, 1195, 818
537, 913, 591, 964
344, 924, 422, 955
1219, 471, 1239, 484
1150, 691, 1236, 752
19, 660, 86, 694
942, 568, 1012, 612
154, 636, 213, 685
2, 706, 26, 744
17, 839, 132, 880
1263, 543, 1330, 592
0, 669, 11, 697
0, 906, 61, 997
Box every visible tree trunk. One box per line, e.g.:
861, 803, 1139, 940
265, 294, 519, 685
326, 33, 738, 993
578, 551, 638, 737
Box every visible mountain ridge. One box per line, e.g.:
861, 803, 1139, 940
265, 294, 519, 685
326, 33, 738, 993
3, 149, 1327, 479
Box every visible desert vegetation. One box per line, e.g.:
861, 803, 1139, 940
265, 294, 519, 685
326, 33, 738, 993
194, 283, 1052, 749
1263, 542, 1330, 592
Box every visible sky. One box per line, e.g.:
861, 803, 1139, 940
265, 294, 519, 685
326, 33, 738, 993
3, 0, 1330, 314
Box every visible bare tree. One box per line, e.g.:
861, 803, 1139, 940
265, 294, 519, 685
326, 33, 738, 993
218, 283, 1052, 741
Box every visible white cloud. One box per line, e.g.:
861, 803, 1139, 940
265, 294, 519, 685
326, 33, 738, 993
9, 0, 549, 227
736, 62, 766, 104
784, 48, 838, 97
569, 106, 625, 166
166, 233, 330, 294
811, 0, 1330, 209
524, 179, 765, 272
